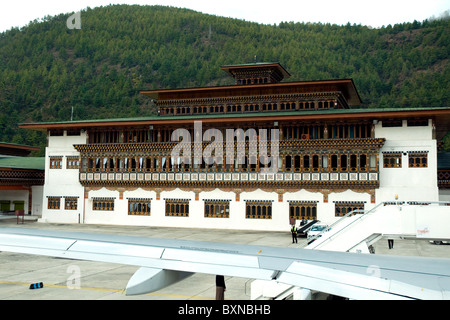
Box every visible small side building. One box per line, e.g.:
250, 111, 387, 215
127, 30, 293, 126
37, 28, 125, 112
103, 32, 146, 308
0, 142, 44, 217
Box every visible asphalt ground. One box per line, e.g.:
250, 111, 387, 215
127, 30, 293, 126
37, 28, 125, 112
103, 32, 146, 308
0, 218, 449, 300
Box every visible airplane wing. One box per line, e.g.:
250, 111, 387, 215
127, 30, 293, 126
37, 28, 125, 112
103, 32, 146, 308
0, 227, 449, 300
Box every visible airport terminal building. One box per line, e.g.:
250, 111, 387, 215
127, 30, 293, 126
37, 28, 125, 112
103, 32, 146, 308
20, 63, 450, 231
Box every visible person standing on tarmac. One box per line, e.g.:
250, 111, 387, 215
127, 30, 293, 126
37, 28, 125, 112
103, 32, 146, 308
216, 275, 226, 300
291, 225, 298, 243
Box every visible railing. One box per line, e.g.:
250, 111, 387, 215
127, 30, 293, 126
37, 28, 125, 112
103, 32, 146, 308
304, 201, 450, 249
303, 202, 385, 249
75, 138, 385, 153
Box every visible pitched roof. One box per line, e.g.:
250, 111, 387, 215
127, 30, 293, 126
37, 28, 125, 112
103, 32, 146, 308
0, 142, 40, 157
220, 62, 291, 79
140, 78, 362, 105
19, 106, 450, 128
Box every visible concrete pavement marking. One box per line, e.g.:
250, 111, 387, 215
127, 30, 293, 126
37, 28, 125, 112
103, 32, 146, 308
0, 279, 213, 300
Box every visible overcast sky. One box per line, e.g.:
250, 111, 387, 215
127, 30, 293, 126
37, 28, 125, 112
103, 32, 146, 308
0, 0, 449, 32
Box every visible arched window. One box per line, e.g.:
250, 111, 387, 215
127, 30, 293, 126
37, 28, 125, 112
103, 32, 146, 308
303, 155, 310, 171
341, 155, 348, 171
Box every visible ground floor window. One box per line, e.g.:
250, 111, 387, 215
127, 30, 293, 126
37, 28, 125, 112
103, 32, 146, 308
204, 200, 230, 218
93, 198, 115, 211
165, 199, 189, 217
64, 197, 78, 210
48, 197, 61, 209
289, 201, 317, 220
128, 198, 151, 215
245, 200, 272, 219
334, 201, 365, 217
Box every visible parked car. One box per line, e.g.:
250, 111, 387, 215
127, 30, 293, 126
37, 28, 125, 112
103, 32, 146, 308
296, 220, 318, 237
430, 240, 450, 245
307, 224, 329, 243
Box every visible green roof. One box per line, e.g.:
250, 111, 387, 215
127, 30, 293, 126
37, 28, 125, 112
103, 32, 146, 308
19, 106, 450, 127
0, 157, 45, 170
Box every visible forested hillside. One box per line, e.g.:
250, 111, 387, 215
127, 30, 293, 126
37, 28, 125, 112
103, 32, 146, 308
0, 4, 449, 154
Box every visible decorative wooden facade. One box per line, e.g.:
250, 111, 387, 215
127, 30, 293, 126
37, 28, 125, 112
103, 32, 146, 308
73, 137, 384, 190
74, 63, 382, 194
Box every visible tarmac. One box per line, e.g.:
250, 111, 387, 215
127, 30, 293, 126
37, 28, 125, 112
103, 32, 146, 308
0, 218, 449, 300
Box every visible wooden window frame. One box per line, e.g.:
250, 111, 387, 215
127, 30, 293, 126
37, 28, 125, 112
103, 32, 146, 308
204, 200, 230, 218
245, 200, 272, 219
408, 152, 428, 168
64, 197, 78, 210
92, 198, 115, 211
66, 157, 80, 169
49, 157, 63, 169
165, 199, 189, 217
128, 198, 151, 216
288, 201, 317, 220
383, 153, 402, 168
48, 197, 61, 209
334, 201, 365, 217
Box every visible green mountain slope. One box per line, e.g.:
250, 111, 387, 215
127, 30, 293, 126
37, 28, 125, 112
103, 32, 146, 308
0, 4, 449, 154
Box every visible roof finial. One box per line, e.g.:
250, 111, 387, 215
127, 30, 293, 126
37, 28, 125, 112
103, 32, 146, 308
254, 55, 257, 63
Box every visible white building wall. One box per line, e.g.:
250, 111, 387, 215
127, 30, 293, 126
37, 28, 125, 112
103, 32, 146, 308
375, 119, 439, 203
31, 185, 43, 216
84, 187, 121, 225
327, 189, 373, 220
40, 131, 86, 224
